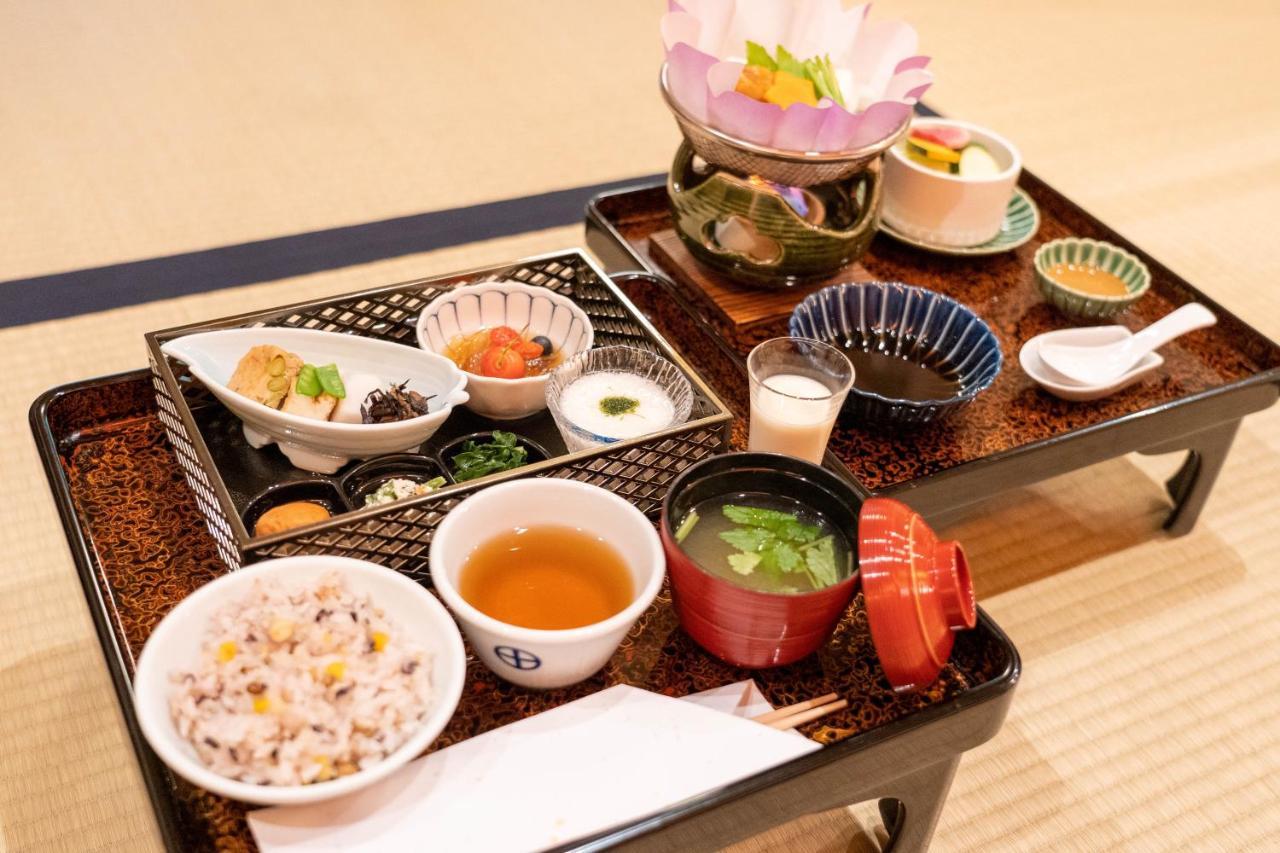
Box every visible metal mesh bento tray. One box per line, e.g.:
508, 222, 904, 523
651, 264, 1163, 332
144, 250, 734, 576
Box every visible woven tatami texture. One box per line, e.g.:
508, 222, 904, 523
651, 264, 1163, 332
2, 1, 1278, 850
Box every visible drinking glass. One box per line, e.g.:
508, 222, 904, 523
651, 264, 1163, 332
746, 337, 854, 464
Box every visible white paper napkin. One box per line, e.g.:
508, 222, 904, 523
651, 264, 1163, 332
248, 682, 818, 852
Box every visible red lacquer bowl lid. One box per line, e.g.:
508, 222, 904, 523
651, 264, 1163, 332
858, 497, 977, 692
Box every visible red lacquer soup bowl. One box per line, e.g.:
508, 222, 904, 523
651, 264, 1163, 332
660, 452, 861, 669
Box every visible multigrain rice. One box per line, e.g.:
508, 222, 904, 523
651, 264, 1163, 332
169, 572, 432, 785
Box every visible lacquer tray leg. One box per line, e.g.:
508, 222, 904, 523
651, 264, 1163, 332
878, 756, 961, 853
1140, 418, 1241, 536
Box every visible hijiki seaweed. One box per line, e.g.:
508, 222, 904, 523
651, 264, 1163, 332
360, 382, 435, 424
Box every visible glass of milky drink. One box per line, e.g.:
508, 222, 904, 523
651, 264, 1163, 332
747, 338, 854, 464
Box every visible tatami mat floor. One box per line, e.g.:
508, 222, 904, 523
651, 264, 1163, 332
2, 1, 1278, 850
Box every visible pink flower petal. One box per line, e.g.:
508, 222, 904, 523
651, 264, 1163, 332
884, 68, 933, 103
661, 1, 928, 152
666, 42, 720, 122
724, 0, 793, 57
894, 55, 931, 73
784, 0, 856, 61
850, 20, 919, 97
681, 0, 736, 54
661, 11, 702, 52
846, 100, 912, 148
660, 10, 701, 51
706, 59, 745, 95
772, 102, 830, 151
813, 106, 862, 151
902, 80, 932, 103
707, 90, 783, 146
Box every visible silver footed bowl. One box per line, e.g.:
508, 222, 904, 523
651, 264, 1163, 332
659, 63, 910, 187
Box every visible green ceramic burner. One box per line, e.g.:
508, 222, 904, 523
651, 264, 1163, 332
668, 142, 890, 288
659, 62, 909, 289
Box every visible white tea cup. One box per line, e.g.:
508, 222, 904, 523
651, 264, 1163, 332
429, 478, 665, 689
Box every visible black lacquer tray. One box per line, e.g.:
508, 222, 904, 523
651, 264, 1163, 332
144, 250, 733, 574
587, 179, 1280, 535
33, 271, 1019, 850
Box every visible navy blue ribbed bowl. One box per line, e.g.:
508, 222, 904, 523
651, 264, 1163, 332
789, 282, 1003, 428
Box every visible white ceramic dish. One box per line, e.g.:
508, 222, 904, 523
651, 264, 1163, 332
160, 328, 469, 474
429, 479, 665, 689
1020, 326, 1163, 401
132, 556, 467, 806
879, 187, 1040, 256
416, 281, 594, 420
882, 118, 1022, 248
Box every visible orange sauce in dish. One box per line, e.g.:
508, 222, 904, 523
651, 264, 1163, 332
1049, 263, 1130, 297
459, 526, 633, 630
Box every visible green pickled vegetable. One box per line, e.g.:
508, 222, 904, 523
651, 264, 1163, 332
773, 45, 806, 78
745, 40, 777, 71
315, 363, 346, 398
294, 363, 346, 398
743, 43, 846, 108
803, 55, 845, 107
294, 364, 321, 397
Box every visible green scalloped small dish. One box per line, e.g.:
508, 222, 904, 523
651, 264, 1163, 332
1034, 237, 1151, 319
878, 187, 1040, 256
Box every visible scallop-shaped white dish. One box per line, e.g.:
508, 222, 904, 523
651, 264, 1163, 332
1019, 325, 1162, 402
160, 328, 469, 473
416, 281, 594, 420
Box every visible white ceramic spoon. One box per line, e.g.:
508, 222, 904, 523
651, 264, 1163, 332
1020, 327, 1163, 401
1038, 303, 1216, 386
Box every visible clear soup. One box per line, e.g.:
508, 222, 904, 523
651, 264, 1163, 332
674, 492, 852, 595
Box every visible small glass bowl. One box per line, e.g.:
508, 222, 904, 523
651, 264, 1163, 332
545, 346, 694, 453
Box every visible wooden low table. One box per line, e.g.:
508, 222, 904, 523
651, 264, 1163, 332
586, 182, 1280, 535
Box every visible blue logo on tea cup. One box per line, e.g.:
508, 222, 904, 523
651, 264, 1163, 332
494, 646, 541, 670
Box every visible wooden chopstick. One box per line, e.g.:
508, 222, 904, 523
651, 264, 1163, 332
751, 692, 839, 725
765, 698, 848, 730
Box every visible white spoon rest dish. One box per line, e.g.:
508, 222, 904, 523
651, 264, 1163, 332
1038, 303, 1215, 386
1021, 326, 1163, 402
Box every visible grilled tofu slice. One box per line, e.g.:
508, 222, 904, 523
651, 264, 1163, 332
227, 345, 302, 409
281, 383, 339, 421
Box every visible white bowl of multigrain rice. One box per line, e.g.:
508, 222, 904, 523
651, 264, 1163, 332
133, 556, 466, 806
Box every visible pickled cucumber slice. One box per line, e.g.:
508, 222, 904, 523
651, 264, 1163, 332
905, 146, 956, 173
906, 136, 962, 164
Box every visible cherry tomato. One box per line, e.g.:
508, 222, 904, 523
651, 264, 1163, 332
517, 340, 544, 360
489, 326, 521, 348
480, 345, 527, 379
